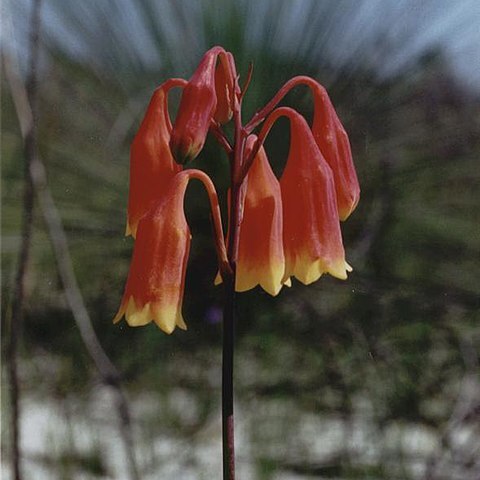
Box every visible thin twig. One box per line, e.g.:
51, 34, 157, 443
3, 43, 141, 480
210, 120, 233, 156
6, 1, 42, 478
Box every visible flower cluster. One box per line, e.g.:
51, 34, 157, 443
114, 46, 359, 334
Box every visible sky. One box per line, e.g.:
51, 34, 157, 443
2, 0, 480, 93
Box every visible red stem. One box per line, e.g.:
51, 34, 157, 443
221, 87, 249, 480
238, 106, 299, 184
245, 75, 320, 133
162, 78, 188, 132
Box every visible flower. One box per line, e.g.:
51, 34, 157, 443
114, 48, 359, 335
170, 46, 235, 164
310, 81, 360, 220
235, 135, 287, 295
126, 80, 183, 237
278, 107, 352, 284
114, 172, 191, 333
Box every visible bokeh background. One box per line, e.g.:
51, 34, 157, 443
2, 0, 480, 479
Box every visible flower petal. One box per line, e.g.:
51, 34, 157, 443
235, 135, 287, 296
311, 82, 360, 220
127, 83, 182, 237
170, 46, 234, 163
114, 173, 191, 333
280, 109, 351, 284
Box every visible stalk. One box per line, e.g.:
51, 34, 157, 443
6, 2, 42, 478
221, 96, 247, 480
222, 270, 236, 480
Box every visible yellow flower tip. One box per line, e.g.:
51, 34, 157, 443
294, 259, 324, 286
339, 204, 355, 222
125, 299, 152, 327
176, 314, 188, 331
125, 216, 138, 238
214, 271, 223, 286
151, 303, 179, 334
262, 282, 281, 297
155, 320, 175, 335
327, 259, 352, 280
112, 304, 126, 324
258, 262, 286, 296
283, 277, 292, 288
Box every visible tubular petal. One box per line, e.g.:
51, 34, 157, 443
114, 173, 191, 333
279, 108, 351, 285
235, 135, 287, 296
310, 82, 360, 220
127, 82, 182, 237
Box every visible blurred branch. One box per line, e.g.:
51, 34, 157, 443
3, 38, 140, 480
6, 1, 42, 479
425, 331, 480, 480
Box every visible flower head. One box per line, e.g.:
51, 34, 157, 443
114, 172, 191, 333
127, 81, 183, 237
115, 48, 359, 337
278, 107, 352, 285
310, 82, 360, 220
170, 46, 235, 164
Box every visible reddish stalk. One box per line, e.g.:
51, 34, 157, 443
245, 75, 320, 133
221, 91, 248, 480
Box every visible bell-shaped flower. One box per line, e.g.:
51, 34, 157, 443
235, 135, 287, 296
127, 81, 183, 237
278, 108, 352, 285
170, 46, 235, 164
310, 82, 360, 220
114, 172, 191, 333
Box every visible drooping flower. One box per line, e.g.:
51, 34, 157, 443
234, 135, 287, 296
169, 46, 235, 164
126, 80, 184, 237
114, 172, 191, 333
277, 107, 352, 285
310, 81, 360, 220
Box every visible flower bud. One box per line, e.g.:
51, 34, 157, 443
170, 47, 232, 164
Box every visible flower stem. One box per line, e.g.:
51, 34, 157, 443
221, 92, 248, 479
222, 271, 236, 480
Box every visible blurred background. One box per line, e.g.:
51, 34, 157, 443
2, 0, 480, 479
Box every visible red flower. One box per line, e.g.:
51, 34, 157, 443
235, 135, 287, 295
310, 81, 360, 220
114, 172, 191, 333
277, 107, 352, 284
169, 46, 236, 164
127, 80, 185, 237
